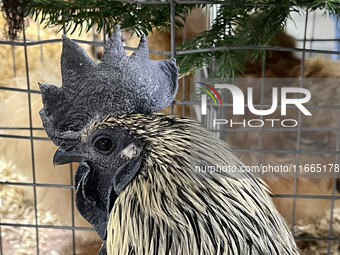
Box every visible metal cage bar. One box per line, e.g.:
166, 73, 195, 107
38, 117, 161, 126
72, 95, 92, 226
22, 22, 40, 255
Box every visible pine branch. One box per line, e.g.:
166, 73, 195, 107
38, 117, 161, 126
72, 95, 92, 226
1, 0, 25, 39
177, 3, 289, 78
2, 0, 340, 78
177, 1, 340, 78
20, 0, 201, 36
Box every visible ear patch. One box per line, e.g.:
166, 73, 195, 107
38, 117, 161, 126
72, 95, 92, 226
121, 143, 141, 160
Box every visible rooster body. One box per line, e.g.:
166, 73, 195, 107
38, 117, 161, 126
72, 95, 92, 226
39, 26, 299, 255
80, 114, 298, 254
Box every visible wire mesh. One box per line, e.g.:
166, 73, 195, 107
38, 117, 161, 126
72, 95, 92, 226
0, 2, 340, 255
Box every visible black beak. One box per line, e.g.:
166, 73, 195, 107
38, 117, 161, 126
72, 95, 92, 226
53, 148, 83, 166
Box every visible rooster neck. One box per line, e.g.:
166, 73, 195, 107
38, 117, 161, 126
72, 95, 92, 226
105, 117, 299, 255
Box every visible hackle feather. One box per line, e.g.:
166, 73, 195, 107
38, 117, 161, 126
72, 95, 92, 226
86, 114, 299, 255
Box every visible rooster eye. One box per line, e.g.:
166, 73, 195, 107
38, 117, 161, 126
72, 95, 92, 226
95, 137, 113, 152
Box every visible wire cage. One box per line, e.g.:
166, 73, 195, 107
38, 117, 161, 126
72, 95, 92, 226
1, 2, 340, 255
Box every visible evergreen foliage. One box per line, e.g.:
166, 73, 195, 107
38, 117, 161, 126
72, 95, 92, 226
3, 0, 340, 78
